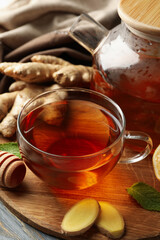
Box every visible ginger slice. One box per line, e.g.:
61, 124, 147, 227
96, 201, 125, 239
61, 198, 100, 236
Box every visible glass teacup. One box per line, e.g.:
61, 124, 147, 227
17, 88, 152, 190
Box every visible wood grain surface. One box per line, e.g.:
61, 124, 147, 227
118, 0, 160, 35
0, 138, 58, 240
0, 201, 59, 240
1, 149, 160, 240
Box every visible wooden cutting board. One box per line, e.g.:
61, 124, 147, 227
1, 144, 160, 240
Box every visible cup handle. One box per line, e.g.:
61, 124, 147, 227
119, 130, 153, 164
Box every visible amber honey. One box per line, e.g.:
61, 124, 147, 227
19, 99, 121, 190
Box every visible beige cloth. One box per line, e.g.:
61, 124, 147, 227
0, 0, 120, 91
0, 0, 119, 50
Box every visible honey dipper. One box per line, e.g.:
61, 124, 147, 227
0, 151, 26, 188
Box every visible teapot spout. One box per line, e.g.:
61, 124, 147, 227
69, 13, 108, 55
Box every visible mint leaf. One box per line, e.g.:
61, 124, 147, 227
0, 142, 21, 159
127, 182, 160, 211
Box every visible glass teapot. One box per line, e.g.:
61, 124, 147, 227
69, 0, 160, 149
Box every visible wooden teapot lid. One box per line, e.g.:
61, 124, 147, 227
118, 0, 160, 39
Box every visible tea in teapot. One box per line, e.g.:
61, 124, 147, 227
69, 0, 160, 149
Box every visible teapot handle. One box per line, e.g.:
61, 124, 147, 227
69, 13, 109, 55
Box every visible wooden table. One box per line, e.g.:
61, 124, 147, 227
1, 136, 160, 240
0, 201, 59, 240
0, 136, 57, 240
1, 197, 160, 240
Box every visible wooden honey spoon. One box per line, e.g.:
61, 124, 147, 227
0, 151, 26, 188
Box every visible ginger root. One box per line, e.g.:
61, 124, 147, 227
0, 91, 18, 121
0, 62, 61, 83
0, 81, 62, 138
0, 55, 93, 87
0, 55, 93, 138
61, 198, 100, 236
31, 54, 70, 66
52, 64, 92, 87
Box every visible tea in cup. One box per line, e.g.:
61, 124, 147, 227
17, 88, 152, 190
